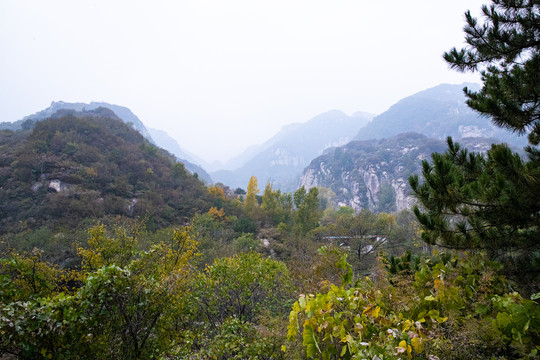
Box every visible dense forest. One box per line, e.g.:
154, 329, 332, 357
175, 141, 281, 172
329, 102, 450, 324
1, 0, 539, 359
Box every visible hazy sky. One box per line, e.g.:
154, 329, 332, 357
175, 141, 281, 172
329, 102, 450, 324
0, 1, 486, 163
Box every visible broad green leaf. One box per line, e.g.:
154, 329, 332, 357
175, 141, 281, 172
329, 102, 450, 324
340, 345, 347, 357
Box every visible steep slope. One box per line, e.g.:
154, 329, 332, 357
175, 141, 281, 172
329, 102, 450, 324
3, 101, 154, 141
300, 133, 499, 213
0, 111, 217, 234
211, 110, 374, 191
147, 127, 213, 183
1, 101, 213, 182
355, 83, 527, 147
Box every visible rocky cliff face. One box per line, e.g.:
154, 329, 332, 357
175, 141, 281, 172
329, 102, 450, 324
299, 133, 499, 213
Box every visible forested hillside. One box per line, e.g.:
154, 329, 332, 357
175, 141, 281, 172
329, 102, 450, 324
0, 0, 539, 359
0, 110, 219, 235
1, 101, 154, 141
1, 101, 214, 183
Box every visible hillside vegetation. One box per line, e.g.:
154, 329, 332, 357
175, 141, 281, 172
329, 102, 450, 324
1, 0, 539, 358
0, 111, 218, 236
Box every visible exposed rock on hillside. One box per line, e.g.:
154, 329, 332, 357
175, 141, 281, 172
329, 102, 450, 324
0, 113, 217, 233
300, 133, 500, 213
355, 83, 527, 148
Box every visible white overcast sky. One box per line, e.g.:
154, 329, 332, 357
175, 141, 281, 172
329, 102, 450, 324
0, 1, 486, 163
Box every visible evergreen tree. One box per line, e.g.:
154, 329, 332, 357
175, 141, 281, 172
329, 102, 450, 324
409, 137, 539, 255
410, 0, 540, 267
444, 0, 540, 145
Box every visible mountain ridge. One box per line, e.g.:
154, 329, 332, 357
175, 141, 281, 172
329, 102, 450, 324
210, 110, 374, 190
1, 101, 213, 183
0, 112, 219, 234
354, 83, 527, 147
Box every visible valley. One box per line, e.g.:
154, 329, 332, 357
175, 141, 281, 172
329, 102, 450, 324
1, 55, 539, 360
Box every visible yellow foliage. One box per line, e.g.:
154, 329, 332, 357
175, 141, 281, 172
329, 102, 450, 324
434, 278, 443, 291
411, 336, 424, 354
208, 206, 227, 221
244, 176, 259, 213
85, 167, 98, 177
208, 185, 226, 199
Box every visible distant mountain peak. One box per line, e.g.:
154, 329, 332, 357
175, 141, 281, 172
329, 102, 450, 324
355, 82, 526, 147
211, 109, 375, 191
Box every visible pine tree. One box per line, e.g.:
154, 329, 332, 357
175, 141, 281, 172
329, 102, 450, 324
410, 0, 540, 266
409, 137, 539, 255
444, 0, 540, 145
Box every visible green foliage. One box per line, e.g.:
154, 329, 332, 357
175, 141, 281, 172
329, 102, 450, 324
318, 245, 353, 287
0, 249, 74, 303
0, 224, 199, 359
187, 317, 286, 360
315, 209, 410, 273
407, 0, 540, 297
189, 211, 236, 265
288, 251, 540, 359
232, 215, 257, 234
492, 292, 540, 348
443, 0, 540, 145
287, 280, 426, 359
410, 138, 540, 261
261, 182, 293, 226
233, 233, 259, 252
294, 186, 322, 235
192, 252, 292, 326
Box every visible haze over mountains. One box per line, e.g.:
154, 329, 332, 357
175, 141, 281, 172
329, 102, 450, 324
299, 83, 527, 213
355, 83, 527, 146
210, 110, 374, 191
1, 82, 522, 213
0, 101, 213, 184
